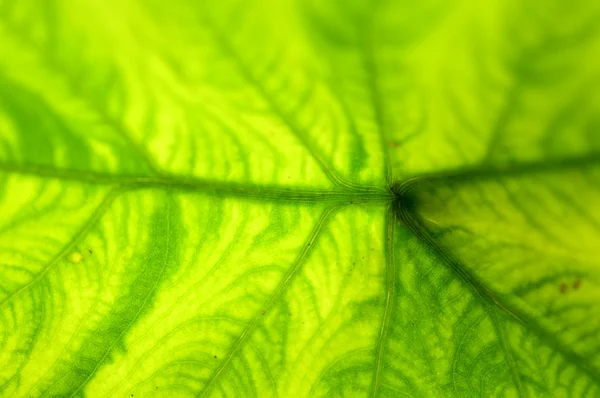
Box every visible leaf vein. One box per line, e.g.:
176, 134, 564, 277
198, 204, 343, 397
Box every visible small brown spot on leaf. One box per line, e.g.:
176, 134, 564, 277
560, 283, 568, 294
261, 311, 266, 316
573, 279, 581, 290
388, 141, 400, 149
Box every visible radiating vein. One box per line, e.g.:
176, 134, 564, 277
397, 206, 600, 385
198, 204, 343, 397
66, 194, 175, 398
0, 188, 120, 312
370, 203, 396, 397
487, 306, 525, 397
398, 153, 600, 192
0, 24, 162, 176
361, 5, 393, 189
0, 162, 392, 203
198, 12, 377, 193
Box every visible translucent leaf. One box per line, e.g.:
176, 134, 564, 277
0, 0, 599, 397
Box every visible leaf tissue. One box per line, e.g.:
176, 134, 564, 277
0, 0, 599, 397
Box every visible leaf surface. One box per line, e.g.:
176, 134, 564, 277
0, 0, 599, 397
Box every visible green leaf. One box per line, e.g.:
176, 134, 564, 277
1, 0, 599, 397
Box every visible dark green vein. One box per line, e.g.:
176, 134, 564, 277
397, 152, 600, 192
62, 193, 180, 397
0, 23, 162, 176
0, 188, 120, 312
360, 5, 393, 190
370, 204, 396, 397
0, 162, 392, 203
482, 84, 522, 162
397, 206, 600, 385
198, 204, 343, 397
486, 307, 526, 397
481, 28, 561, 162
0, 288, 45, 394
198, 12, 381, 193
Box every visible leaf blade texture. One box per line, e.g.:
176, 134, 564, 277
0, 0, 599, 397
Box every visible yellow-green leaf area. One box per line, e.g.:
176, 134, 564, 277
0, 0, 599, 397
